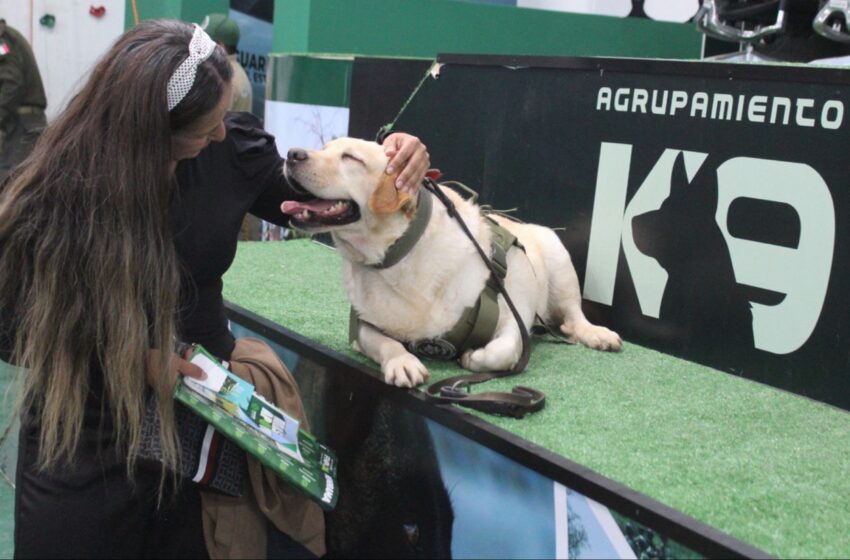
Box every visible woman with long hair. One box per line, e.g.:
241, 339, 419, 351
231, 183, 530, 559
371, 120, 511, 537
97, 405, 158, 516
0, 19, 224, 558
0, 18, 430, 558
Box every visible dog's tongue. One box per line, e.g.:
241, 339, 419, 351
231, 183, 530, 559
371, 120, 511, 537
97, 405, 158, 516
281, 199, 338, 215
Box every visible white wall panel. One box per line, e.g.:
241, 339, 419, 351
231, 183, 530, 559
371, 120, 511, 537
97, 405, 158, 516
516, 0, 700, 22
517, 0, 631, 18
30, 0, 124, 121
644, 0, 700, 22
0, 0, 33, 42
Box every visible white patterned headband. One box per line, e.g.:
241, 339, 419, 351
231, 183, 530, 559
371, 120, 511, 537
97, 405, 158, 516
166, 24, 217, 112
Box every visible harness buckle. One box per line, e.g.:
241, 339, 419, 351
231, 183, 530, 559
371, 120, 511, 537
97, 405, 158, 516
407, 338, 458, 360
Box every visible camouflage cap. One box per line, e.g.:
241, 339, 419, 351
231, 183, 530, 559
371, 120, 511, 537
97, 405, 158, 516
201, 13, 240, 47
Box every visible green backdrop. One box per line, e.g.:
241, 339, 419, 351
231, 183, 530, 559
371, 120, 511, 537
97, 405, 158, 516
272, 0, 703, 59
124, 0, 229, 29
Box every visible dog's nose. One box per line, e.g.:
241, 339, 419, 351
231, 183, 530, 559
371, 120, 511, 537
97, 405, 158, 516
287, 148, 308, 163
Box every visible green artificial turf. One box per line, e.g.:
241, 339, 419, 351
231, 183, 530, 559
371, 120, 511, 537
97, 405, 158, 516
224, 240, 850, 559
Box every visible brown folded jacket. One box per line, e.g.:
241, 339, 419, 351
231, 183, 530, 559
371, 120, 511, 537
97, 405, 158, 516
200, 337, 327, 558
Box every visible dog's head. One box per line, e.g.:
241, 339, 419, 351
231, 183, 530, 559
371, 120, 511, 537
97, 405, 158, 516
281, 138, 415, 233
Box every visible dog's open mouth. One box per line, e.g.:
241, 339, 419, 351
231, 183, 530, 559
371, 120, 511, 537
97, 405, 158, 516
281, 198, 361, 228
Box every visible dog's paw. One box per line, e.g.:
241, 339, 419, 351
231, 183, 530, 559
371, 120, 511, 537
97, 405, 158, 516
565, 323, 623, 351
382, 353, 430, 387
459, 347, 518, 372
460, 349, 487, 372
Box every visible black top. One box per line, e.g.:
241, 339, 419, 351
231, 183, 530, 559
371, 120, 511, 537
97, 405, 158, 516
174, 111, 307, 360
0, 113, 304, 365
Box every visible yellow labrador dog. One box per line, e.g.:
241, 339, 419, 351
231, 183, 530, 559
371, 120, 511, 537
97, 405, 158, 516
282, 138, 621, 387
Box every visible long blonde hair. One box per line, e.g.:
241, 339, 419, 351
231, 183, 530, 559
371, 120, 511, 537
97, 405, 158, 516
0, 20, 231, 477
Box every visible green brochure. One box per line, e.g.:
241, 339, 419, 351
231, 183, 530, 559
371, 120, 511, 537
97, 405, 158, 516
174, 345, 338, 510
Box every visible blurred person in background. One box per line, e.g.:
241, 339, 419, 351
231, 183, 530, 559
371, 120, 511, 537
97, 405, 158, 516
203, 13, 252, 112
0, 18, 46, 183
202, 13, 262, 240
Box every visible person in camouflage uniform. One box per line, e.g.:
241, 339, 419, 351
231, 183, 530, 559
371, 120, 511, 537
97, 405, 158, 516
0, 19, 46, 182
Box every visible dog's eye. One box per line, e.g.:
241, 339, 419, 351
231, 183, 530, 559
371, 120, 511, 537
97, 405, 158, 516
341, 153, 365, 165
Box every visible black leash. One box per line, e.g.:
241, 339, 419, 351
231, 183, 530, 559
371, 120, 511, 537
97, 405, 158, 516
421, 178, 544, 418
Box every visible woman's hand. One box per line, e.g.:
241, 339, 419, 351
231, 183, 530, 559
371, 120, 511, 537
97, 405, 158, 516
146, 348, 206, 389
382, 133, 430, 194
173, 355, 206, 380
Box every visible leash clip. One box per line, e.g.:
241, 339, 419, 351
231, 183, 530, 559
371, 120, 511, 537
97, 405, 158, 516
438, 378, 473, 400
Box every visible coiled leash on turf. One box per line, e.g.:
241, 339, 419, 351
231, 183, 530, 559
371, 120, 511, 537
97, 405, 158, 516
420, 178, 545, 418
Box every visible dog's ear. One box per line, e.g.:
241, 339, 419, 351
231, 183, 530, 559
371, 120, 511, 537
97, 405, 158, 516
369, 173, 412, 215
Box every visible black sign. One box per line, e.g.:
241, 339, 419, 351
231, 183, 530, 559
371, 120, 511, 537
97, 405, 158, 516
351, 55, 850, 410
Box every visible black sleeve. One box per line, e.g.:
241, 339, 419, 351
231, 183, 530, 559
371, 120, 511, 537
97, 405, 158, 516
224, 112, 311, 227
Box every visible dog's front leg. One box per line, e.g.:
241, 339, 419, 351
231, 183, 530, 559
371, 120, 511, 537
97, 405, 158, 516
353, 322, 430, 387
459, 320, 524, 373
